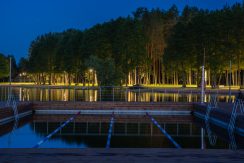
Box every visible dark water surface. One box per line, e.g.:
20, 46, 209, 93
0, 115, 241, 149
0, 86, 237, 102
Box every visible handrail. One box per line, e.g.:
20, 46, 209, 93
5, 87, 19, 133
227, 99, 244, 150
6, 88, 19, 147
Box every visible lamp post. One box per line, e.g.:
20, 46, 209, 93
201, 48, 206, 104
228, 60, 232, 102
6, 57, 12, 106
9, 57, 12, 85
201, 128, 205, 149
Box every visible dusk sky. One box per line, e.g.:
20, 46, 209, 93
0, 0, 243, 62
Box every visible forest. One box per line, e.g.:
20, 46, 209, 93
1, 3, 244, 87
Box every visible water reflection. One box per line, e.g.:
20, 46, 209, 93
29, 115, 235, 150
0, 86, 237, 102
30, 115, 244, 149
0, 115, 242, 148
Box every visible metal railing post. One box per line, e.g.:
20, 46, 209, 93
201, 128, 205, 150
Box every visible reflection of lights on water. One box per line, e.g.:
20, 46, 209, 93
204, 94, 207, 103
89, 95, 93, 101
205, 71, 207, 80
63, 92, 67, 101
88, 90, 97, 102
63, 90, 68, 101
12, 88, 239, 102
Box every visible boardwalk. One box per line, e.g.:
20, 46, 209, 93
0, 148, 243, 163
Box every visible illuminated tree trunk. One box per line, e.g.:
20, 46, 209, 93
208, 69, 210, 86
82, 72, 85, 86
176, 72, 178, 85
237, 52, 241, 86
128, 72, 131, 85
189, 70, 192, 85
49, 73, 51, 85
242, 70, 244, 86
226, 70, 228, 86
95, 71, 98, 85
218, 73, 222, 86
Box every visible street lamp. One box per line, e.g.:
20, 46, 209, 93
9, 57, 11, 85
201, 48, 206, 104
229, 60, 232, 102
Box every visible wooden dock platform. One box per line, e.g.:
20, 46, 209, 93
0, 148, 243, 163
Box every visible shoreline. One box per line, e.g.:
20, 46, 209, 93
0, 83, 242, 89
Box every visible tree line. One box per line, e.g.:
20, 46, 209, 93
3, 3, 244, 87
0, 53, 18, 82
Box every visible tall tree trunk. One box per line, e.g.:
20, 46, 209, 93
237, 52, 241, 86
92, 71, 95, 86
176, 72, 178, 85
226, 70, 228, 86
218, 73, 222, 86
49, 73, 51, 85
173, 71, 176, 85
189, 69, 192, 85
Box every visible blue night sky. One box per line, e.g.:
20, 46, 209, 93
0, 0, 243, 62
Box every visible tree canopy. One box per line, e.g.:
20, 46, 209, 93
13, 2, 244, 87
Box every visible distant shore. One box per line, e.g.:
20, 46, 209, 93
0, 82, 242, 93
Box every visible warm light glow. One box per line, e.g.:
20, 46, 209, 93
19, 72, 27, 77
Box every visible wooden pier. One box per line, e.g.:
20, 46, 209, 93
0, 148, 243, 163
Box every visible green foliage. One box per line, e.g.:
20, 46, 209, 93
18, 57, 28, 72
164, 3, 244, 86
86, 55, 122, 86
29, 32, 61, 73
23, 2, 244, 86
0, 53, 9, 78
